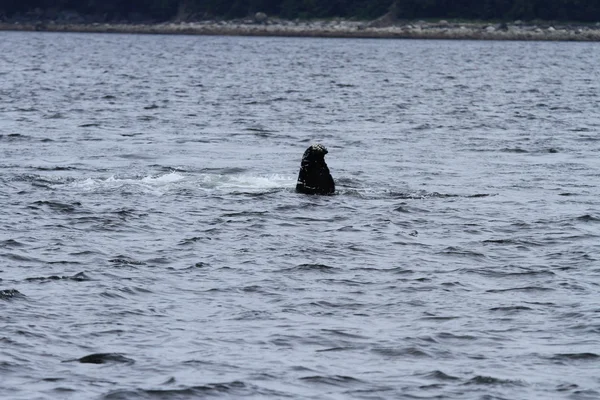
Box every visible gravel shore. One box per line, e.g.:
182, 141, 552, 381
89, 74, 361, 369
2, 18, 600, 41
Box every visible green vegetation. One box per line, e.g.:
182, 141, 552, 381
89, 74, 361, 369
1, 0, 599, 23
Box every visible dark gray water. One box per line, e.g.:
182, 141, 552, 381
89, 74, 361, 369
2, 31, 600, 399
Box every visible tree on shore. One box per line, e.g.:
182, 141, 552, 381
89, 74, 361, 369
0, 0, 599, 22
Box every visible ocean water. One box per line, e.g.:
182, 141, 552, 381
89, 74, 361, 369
1, 31, 600, 399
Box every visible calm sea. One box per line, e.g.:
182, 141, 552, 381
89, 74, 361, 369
1, 31, 600, 399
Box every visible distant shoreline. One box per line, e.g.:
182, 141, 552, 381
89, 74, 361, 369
2, 19, 600, 41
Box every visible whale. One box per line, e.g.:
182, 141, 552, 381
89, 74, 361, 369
296, 144, 335, 195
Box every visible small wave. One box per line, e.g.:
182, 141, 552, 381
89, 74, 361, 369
310, 300, 365, 309
372, 346, 431, 358
184, 261, 211, 269
577, 214, 600, 222
489, 305, 533, 312
25, 272, 90, 283
550, 353, 599, 361
389, 190, 491, 200
230, 310, 275, 321
486, 286, 554, 293
120, 132, 144, 137
501, 147, 529, 153
244, 127, 274, 137
0, 239, 26, 248
69, 353, 135, 365
556, 383, 579, 392
321, 329, 367, 339
336, 225, 363, 231
222, 211, 268, 218
420, 314, 460, 321
393, 190, 455, 199
0, 360, 18, 374
44, 112, 65, 119
483, 238, 538, 245
440, 246, 486, 258
344, 189, 450, 200
34, 166, 77, 171
2, 253, 41, 262
415, 123, 433, 130
201, 167, 247, 174
104, 381, 249, 399
114, 208, 148, 219
300, 375, 362, 385
179, 237, 212, 246
436, 332, 476, 340
0, 289, 25, 301
465, 375, 524, 386
467, 193, 492, 198
0, 133, 34, 142
109, 256, 146, 267
29, 200, 82, 213
316, 346, 354, 352
14, 173, 72, 187
103, 287, 152, 298
420, 370, 460, 381
278, 263, 338, 273
464, 267, 554, 278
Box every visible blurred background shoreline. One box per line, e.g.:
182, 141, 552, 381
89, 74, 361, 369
2, 18, 600, 41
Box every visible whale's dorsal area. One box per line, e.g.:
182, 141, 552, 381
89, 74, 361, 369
295, 144, 335, 195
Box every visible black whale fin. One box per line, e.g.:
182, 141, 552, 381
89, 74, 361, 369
296, 144, 335, 195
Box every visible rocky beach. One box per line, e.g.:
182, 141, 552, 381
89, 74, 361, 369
2, 16, 600, 41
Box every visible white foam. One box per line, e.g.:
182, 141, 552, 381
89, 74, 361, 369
67, 171, 293, 194
198, 173, 295, 191
68, 171, 185, 195
77, 177, 98, 188
227, 174, 294, 189
141, 171, 185, 184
